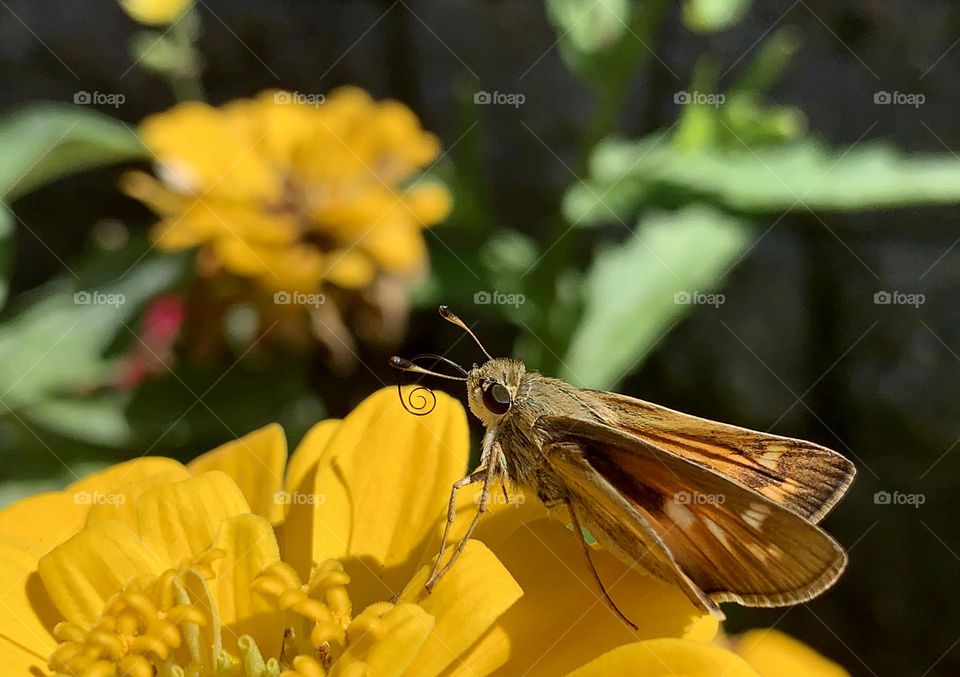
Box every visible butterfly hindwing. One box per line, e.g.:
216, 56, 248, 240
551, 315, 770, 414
544, 439, 723, 617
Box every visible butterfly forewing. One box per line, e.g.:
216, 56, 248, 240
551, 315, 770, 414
584, 390, 856, 522
539, 415, 848, 607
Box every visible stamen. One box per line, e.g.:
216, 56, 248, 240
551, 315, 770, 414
48, 554, 386, 677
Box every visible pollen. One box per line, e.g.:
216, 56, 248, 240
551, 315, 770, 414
48, 550, 405, 677
252, 559, 404, 676
48, 560, 214, 676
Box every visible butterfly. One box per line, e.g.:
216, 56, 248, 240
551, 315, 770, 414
390, 306, 855, 626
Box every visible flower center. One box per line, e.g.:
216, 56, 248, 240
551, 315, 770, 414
47, 551, 401, 677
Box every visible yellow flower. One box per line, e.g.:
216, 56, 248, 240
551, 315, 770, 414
122, 88, 451, 361
119, 0, 194, 25
2, 387, 792, 676
732, 628, 850, 677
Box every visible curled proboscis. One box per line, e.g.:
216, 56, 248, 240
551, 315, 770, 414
397, 383, 437, 416
390, 353, 467, 417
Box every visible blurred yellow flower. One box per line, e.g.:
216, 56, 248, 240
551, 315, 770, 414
119, 0, 194, 25
123, 88, 451, 363
733, 628, 850, 677
0, 388, 838, 675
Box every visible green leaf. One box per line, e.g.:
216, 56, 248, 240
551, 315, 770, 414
546, 0, 630, 54
683, 0, 752, 33
0, 204, 14, 309
545, 0, 658, 88
729, 26, 801, 95
130, 30, 202, 78
0, 103, 146, 202
566, 136, 960, 224
560, 205, 750, 388
22, 394, 133, 447
0, 254, 186, 409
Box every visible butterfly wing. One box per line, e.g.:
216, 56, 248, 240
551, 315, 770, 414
539, 415, 848, 607
545, 439, 723, 618
583, 389, 855, 522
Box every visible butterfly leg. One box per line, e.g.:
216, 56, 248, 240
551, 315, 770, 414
426, 466, 488, 591
427, 439, 506, 590
565, 498, 639, 630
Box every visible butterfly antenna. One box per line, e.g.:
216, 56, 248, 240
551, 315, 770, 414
388, 355, 467, 381
438, 306, 493, 361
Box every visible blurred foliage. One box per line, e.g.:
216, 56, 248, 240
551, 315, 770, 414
0, 104, 145, 203
566, 138, 960, 219
426, 3, 960, 395
562, 206, 750, 388
3, 0, 960, 510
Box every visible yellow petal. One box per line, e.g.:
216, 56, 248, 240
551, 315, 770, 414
360, 218, 427, 274
0, 542, 57, 670
735, 628, 850, 677
452, 518, 718, 676
400, 540, 521, 676
140, 101, 282, 203
0, 491, 88, 559
237, 92, 312, 170
188, 424, 288, 523
322, 249, 376, 290
37, 519, 165, 628
136, 471, 251, 567
119, 0, 193, 25
0, 638, 48, 676
285, 419, 343, 497
265, 244, 326, 292
414, 483, 549, 572
119, 171, 188, 215
308, 387, 468, 609
404, 182, 452, 227
209, 514, 284, 660
280, 419, 341, 575
212, 237, 274, 277
330, 603, 434, 677
567, 639, 761, 677
152, 214, 219, 251
81, 457, 192, 530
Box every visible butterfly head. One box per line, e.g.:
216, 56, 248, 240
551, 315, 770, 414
465, 357, 525, 428
388, 306, 525, 425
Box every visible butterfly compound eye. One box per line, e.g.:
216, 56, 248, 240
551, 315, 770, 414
482, 382, 512, 415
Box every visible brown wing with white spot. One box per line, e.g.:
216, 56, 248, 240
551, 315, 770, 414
540, 416, 848, 607
544, 440, 722, 618
584, 390, 855, 522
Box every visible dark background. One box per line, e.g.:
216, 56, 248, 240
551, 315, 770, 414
2, 1, 959, 674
